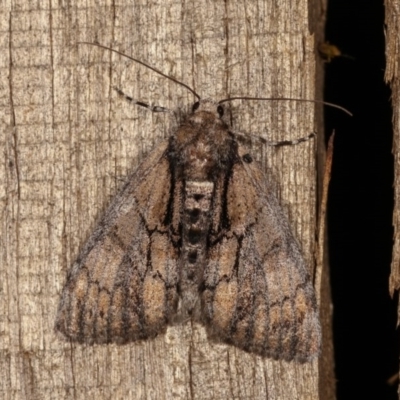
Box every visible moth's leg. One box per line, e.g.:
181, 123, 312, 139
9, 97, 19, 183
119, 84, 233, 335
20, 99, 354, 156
264, 132, 316, 147
231, 130, 316, 147
113, 87, 174, 114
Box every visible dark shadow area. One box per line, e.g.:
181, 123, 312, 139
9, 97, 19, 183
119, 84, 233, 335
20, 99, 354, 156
324, 1, 398, 399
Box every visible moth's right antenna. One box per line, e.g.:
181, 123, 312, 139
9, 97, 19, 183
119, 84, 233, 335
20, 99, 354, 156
78, 42, 201, 100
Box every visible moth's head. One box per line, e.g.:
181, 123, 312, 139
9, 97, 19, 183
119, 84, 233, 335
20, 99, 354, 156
191, 99, 224, 119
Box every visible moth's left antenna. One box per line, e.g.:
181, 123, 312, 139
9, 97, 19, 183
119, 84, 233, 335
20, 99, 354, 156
78, 42, 201, 100
219, 97, 352, 116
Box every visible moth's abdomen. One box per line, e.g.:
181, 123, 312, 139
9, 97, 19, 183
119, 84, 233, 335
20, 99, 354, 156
179, 180, 214, 316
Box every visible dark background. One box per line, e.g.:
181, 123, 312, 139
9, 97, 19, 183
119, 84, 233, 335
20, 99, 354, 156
324, 0, 398, 399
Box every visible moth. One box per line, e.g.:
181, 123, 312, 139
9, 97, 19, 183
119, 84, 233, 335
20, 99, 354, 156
55, 43, 337, 363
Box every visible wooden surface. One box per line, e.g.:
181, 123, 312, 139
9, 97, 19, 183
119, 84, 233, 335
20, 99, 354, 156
1, 1, 332, 398
386, 0, 400, 395
386, 0, 400, 296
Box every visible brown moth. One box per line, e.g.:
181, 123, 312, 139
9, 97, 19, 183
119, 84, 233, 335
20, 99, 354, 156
55, 44, 323, 362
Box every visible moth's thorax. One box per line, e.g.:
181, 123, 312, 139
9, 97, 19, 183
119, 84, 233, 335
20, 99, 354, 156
174, 100, 233, 180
